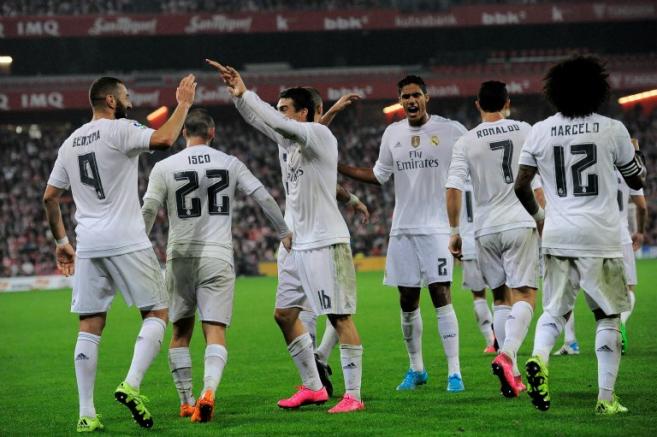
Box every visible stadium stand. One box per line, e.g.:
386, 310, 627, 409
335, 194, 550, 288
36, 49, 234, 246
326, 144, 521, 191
1, 98, 654, 277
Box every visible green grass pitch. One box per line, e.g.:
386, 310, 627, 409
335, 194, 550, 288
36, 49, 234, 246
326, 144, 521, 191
2, 260, 657, 436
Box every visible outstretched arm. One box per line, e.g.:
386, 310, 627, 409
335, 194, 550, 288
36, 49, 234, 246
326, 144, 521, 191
338, 163, 380, 185
43, 185, 75, 276
149, 74, 196, 150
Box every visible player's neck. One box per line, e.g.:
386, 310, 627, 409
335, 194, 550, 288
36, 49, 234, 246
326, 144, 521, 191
91, 109, 116, 121
481, 112, 504, 123
408, 113, 429, 127
186, 138, 208, 148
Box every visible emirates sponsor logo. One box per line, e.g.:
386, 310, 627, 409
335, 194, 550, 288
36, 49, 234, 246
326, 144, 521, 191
185, 15, 253, 33
324, 15, 368, 30
89, 17, 157, 35
394, 14, 457, 28
129, 90, 160, 107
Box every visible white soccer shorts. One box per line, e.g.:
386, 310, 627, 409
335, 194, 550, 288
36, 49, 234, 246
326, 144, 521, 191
476, 227, 539, 290
71, 248, 167, 314
384, 233, 453, 288
462, 258, 487, 291
294, 243, 357, 316
622, 243, 637, 286
542, 255, 630, 317
166, 257, 235, 325
275, 244, 312, 311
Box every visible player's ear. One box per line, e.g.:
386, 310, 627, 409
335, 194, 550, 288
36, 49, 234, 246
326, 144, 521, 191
105, 94, 115, 109
424, 93, 430, 104
208, 127, 216, 141
182, 128, 188, 139
475, 100, 481, 112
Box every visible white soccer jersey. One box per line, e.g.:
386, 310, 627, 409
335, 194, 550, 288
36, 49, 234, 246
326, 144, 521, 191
519, 113, 637, 257
461, 180, 477, 260
47, 118, 154, 258
616, 171, 643, 244
373, 115, 467, 236
446, 119, 536, 236
236, 90, 350, 250
143, 145, 263, 266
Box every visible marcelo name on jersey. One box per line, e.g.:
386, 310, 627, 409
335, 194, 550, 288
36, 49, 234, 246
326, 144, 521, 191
396, 149, 440, 171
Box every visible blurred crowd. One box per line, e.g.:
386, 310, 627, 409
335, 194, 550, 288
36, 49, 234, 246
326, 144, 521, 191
0, 97, 654, 277
1, 0, 588, 16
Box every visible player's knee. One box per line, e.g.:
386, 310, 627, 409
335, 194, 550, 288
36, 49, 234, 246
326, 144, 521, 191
472, 290, 486, 299
142, 307, 169, 324
274, 308, 296, 328
79, 313, 106, 335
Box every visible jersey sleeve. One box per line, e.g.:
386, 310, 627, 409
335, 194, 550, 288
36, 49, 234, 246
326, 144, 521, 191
518, 125, 539, 168
47, 150, 70, 190
234, 96, 286, 145
240, 90, 311, 150
373, 128, 394, 184
629, 187, 644, 196
611, 121, 639, 175
142, 163, 167, 205
445, 137, 469, 190
234, 158, 264, 196
113, 119, 155, 157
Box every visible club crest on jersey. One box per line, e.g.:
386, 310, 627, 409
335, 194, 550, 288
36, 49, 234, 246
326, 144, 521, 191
411, 135, 421, 148
431, 135, 439, 146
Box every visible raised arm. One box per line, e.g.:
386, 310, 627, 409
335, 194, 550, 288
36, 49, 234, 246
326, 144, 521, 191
234, 96, 285, 144
320, 93, 361, 126
149, 74, 196, 150
43, 185, 75, 276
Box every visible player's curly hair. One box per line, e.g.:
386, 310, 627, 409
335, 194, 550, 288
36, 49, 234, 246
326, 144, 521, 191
543, 56, 610, 118
397, 75, 427, 95
280, 87, 315, 122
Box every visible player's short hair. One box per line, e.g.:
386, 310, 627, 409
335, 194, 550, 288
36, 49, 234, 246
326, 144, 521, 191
477, 81, 509, 112
543, 55, 610, 118
303, 86, 323, 112
184, 108, 215, 140
397, 75, 427, 95
279, 87, 315, 122
89, 76, 124, 108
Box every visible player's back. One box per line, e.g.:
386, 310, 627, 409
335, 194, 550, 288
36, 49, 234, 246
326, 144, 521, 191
379, 115, 466, 235
520, 113, 634, 257
50, 118, 153, 257
459, 118, 534, 235
148, 145, 263, 265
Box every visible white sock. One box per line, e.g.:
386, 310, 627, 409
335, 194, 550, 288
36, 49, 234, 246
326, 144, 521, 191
564, 312, 577, 344
436, 304, 460, 376
299, 310, 318, 347
316, 320, 339, 364
532, 312, 565, 364
168, 347, 195, 405
473, 299, 495, 347
75, 332, 100, 418
288, 333, 322, 391
500, 301, 533, 371
596, 318, 622, 402
620, 290, 636, 324
401, 309, 424, 372
125, 317, 166, 389
203, 344, 227, 394
340, 344, 363, 401
493, 304, 511, 348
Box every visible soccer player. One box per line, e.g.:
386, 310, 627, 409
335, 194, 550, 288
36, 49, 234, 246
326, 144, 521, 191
514, 56, 645, 414
140, 108, 292, 422
459, 182, 496, 354
207, 59, 365, 413
298, 87, 369, 397
446, 80, 540, 398
339, 75, 466, 392
554, 139, 647, 356
43, 74, 197, 431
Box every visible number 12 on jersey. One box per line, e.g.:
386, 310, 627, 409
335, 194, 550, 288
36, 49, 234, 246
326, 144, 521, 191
174, 169, 230, 218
